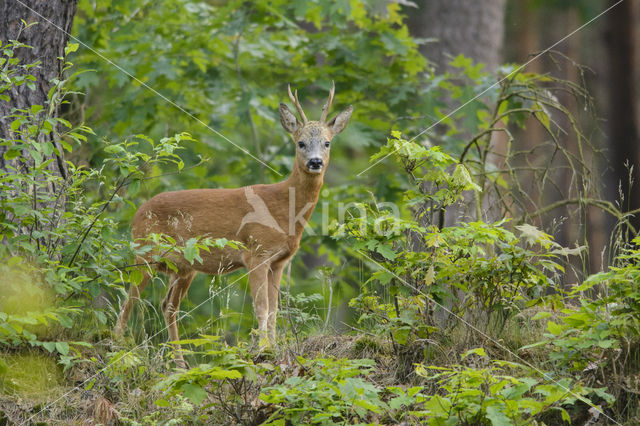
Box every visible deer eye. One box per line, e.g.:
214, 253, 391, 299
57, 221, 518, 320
324, 141, 330, 148
297, 141, 305, 149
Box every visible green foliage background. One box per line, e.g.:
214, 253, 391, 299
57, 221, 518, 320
69, 0, 439, 342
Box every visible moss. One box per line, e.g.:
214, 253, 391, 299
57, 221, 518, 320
0, 353, 64, 399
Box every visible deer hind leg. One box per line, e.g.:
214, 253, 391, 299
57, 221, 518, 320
114, 266, 152, 336
161, 270, 197, 368
267, 261, 286, 344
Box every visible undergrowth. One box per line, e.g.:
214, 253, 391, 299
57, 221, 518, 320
2, 32, 640, 425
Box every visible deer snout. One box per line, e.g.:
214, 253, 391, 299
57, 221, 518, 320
306, 158, 324, 172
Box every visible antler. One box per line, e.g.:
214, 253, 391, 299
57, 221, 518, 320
320, 80, 335, 123
287, 84, 308, 124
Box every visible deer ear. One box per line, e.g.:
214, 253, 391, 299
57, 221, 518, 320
279, 103, 300, 134
327, 105, 353, 135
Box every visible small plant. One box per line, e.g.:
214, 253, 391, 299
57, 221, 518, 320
261, 356, 386, 425
413, 348, 612, 424
0, 39, 194, 361
279, 290, 324, 342
522, 236, 640, 416
154, 336, 259, 405
151, 335, 275, 424
341, 132, 572, 369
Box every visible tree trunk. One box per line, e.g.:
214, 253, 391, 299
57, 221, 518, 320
606, 0, 640, 235
406, 0, 506, 73
403, 1, 506, 328
406, 0, 507, 226
0, 0, 78, 178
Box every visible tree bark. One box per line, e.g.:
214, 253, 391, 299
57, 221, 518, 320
406, 0, 506, 73
0, 0, 78, 178
606, 0, 640, 235
406, 0, 507, 226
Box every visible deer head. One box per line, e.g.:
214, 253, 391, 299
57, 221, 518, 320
278, 81, 353, 175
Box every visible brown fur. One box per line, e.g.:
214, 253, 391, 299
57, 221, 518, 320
114, 86, 352, 367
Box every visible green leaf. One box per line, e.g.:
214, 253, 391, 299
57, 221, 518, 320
42, 341, 56, 353
10, 118, 22, 131
103, 144, 123, 154
3, 148, 21, 160
547, 321, 562, 336
388, 395, 408, 410
516, 224, 554, 248
42, 141, 54, 157
207, 368, 242, 380
424, 265, 435, 286
85, 377, 96, 391
65, 42, 79, 55
70, 341, 93, 348
29, 147, 43, 165
181, 383, 208, 405
372, 270, 393, 285
56, 314, 73, 328
59, 139, 72, 152
154, 398, 170, 407
375, 243, 396, 260
462, 347, 487, 359
56, 341, 70, 356
452, 164, 482, 192
597, 339, 617, 349
130, 268, 143, 286
394, 327, 410, 345
183, 238, 201, 264
535, 108, 551, 132
354, 398, 383, 413
423, 394, 451, 416
486, 405, 511, 426
127, 179, 141, 197
559, 407, 570, 422
531, 311, 552, 321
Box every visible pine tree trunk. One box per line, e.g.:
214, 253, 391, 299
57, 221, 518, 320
406, 0, 507, 226
606, 0, 640, 235
0, 0, 78, 178
0, 0, 78, 243
406, 0, 506, 73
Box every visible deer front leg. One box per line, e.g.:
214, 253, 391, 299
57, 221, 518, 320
267, 260, 286, 344
162, 271, 196, 368
247, 260, 270, 347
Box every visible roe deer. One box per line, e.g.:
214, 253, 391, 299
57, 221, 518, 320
114, 82, 352, 366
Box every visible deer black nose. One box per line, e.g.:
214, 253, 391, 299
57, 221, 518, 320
307, 158, 323, 170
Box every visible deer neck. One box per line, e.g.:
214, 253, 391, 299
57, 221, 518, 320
274, 163, 324, 240
286, 163, 325, 210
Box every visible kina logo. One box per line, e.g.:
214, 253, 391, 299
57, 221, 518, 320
236, 186, 285, 235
